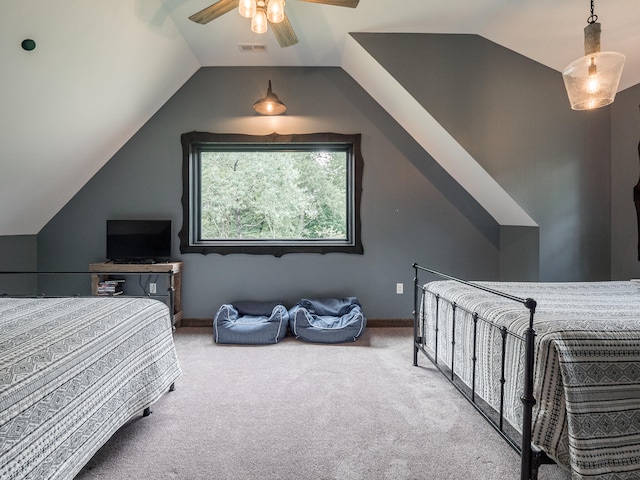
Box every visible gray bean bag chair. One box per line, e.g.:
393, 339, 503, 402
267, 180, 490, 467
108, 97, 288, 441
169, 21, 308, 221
288, 297, 366, 343
214, 300, 289, 344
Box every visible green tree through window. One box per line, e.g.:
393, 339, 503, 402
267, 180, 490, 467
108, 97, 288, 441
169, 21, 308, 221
200, 150, 346, 240
180, 132, 363, 256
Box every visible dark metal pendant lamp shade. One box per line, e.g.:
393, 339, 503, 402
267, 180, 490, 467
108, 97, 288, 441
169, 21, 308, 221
253, 80, 286, 115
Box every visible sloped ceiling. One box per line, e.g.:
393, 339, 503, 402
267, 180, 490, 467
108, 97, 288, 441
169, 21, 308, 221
1, 0, 638, 235
1, 1, 199, 235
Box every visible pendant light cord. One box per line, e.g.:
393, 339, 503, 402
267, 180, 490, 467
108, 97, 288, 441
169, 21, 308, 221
588, 0, 598, 24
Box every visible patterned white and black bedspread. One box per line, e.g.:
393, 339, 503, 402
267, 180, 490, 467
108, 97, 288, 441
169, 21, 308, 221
0, 297, 182, 480
421, 280, 640, 480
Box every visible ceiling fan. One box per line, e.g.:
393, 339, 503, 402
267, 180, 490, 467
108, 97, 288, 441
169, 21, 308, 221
188, 0, 359, 48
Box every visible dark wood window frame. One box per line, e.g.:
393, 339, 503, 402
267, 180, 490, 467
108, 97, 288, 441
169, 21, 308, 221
179, 131, 364, 257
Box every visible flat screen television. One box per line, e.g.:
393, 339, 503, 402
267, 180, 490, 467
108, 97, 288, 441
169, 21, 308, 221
106, 220, 172, 263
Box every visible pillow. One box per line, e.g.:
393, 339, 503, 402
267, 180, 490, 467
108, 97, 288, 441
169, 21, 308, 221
233, 300, 284, 316
297, 297, 360, 317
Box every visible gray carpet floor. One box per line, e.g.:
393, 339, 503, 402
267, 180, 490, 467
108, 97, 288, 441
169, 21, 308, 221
76, 327, 570, 480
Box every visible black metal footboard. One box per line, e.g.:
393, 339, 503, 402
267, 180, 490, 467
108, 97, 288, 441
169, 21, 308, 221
412, 263, 549, 480
0, 269, 177, 326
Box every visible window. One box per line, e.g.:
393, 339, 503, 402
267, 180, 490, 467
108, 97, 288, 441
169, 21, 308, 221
179, 132, 363, 256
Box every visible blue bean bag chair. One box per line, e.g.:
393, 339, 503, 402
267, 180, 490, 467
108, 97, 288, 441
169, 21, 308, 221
214, 300, 289, 344
289, 297, 366, 343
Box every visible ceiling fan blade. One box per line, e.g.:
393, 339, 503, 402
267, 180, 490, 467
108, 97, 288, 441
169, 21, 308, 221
189, 0, 239, 24
271, 14, 299, 48
298, 0, 359, 7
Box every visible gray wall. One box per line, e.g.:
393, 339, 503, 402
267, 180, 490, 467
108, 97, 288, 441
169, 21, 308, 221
611, 83, 640, 279
38, 66, 497, 319
0, 235, 37, 294
34, 34, 614, 319
353, 33, 612, 282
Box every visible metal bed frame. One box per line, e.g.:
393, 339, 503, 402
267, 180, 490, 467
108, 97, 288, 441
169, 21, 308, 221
0, 269, 177, 326
412, 263, 553, 480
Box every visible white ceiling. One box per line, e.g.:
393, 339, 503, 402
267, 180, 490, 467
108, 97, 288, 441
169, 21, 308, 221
1, 0, 638, 236
167, 0, 640, 90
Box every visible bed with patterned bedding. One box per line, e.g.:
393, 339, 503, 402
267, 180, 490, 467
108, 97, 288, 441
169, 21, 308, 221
0, 296, 182, 480
416, 277, 640, 480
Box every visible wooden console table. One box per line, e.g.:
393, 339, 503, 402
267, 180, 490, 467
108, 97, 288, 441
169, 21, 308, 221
89, 262, 183, 325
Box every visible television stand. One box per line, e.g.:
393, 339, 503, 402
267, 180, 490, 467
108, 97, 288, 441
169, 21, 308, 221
89, 261, 183, 326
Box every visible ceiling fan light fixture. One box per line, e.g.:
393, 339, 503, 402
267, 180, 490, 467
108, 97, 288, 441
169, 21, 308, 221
189, 0, 360, 48
253, 80, 287, 115
251, 4, 268, 34
562, 0, 625, 110
238, 0, 256, 18
267, 0, 285, 24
